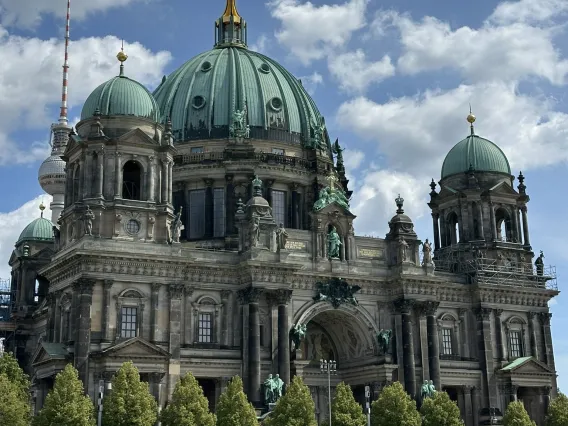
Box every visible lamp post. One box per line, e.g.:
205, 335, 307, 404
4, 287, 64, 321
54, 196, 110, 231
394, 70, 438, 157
320, 359, 337, 426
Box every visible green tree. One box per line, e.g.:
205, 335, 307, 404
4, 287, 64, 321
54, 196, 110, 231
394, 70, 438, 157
331, 382, 366, 426
160, 372, 215, 426
0, 374, 31, 426
102, 361, 158, 426
0, 352, 30, 401
216, 376, 257, 426
503, 401, 536, 426
264, 376, 317, 426
420, 391, 463, 426
370, 382, 420, 426
33, 363, 95, 426
546, 393, 568, 426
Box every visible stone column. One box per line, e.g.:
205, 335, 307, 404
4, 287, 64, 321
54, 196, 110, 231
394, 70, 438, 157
458, 308, 470, 359
432, 213, 440, 250
416, 305, 429, 382
204, 178, 214, 238
464, 386, 474, 426
528, 312, 538, 359
151, 283, 161, 342
114, 152, 122, 198
85, 153, 93, 198
494, 309, 505, 361
521, 205, 531, 247
47, 293, 57, 342
184, 286, 195, 345
78, 156, 86, 200
439, 212, 447, 247
238, 287, 263, 405
424, 301, 441, 390
509, 384, 518, 402
539, 313, 556, 373
393, 298, 416, 399
225, 175, 235, 235
96, 150, 104, 198
74, 279, 95, 387
54, 293, 62, 343
475, 307, 497, 408
265, 179, 274, 207
161, 159, 168, 204
221, 290, 232, 347
291, 183, 300, 229
147, 156, 155, 202
168, 160, 173, 204
472, 386, 480, 426
275, 289, 292, 385
102, 280, 113, 342
489, 202, 497, 240
541, 386, 552, 419
457, 388, 466, 418
477, 204, 484, 239
167, 284, 184, 399
511, 208, 520, 242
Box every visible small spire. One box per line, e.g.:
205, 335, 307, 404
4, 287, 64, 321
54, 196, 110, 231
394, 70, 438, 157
39, 202, 46, 218
467, 104, 476, 135
429, 179, 437, 196
222, 0, 241, 24
117, 40, 128, 76
517, 171, 526, 194
395, 194, 404, 214
252, 175, 263, 196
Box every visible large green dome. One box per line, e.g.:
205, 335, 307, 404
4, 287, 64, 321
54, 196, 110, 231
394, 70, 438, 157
441, 133, 511, 179
81, 65, 160, 122
17, 216, 53, 245
153, 46, 325, 144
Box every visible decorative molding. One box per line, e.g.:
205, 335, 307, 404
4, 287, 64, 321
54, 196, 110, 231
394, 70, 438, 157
474, 307, 492, 321
168, 284, 184, 300
392, 298, 414, 314
237, 287, 263, 304
539, 312, 552, 326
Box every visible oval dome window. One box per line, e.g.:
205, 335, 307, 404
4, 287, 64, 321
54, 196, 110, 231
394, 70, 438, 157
192, 96, 206, 110
201, 61, 212, 72
259, 63, 271, 74
269, 97, 283, 111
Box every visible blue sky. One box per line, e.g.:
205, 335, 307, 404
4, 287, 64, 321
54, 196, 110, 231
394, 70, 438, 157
0, 0, 566, 391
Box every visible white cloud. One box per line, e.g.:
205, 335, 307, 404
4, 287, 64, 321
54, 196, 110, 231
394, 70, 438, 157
0, 0, 149, 29
328, 50, 395, 93
377, 12, 568, 85
0, 29, 171, 165
269, 0, 368, 65
337, 82, 568, 179
488, 0, 568, 25
298, 71, 324, 95
250, 34, 270, 54
343, 149, 364, 170
0, 195, 52, 279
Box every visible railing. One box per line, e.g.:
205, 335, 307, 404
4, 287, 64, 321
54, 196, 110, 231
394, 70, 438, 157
175, 151, 315, 171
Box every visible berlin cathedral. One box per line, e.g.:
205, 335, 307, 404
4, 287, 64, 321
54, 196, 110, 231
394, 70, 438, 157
1, 0, 559, 424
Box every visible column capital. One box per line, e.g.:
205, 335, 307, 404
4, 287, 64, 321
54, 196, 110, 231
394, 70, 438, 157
168, 284, 184, 300
494, 309, 504, 318
103, 279, 114, 290
421, 301, 439, 317
392, 298, 415, 314
185, 285, 195, 298
539, 312, 552, 325
74, 278, 95, 295
528, 311, 538, 320
431, 212, 439, 219
203, 178, 214, 187
289, 182, 300, 191
458, 307, 468, 317
463, 385, 473, 394
237, 287, 264, 304
225, 174, 234, 183
541, 386, 552, 396
474, 307, 492, 321
220, 290, 232, 300
265, 179, 275, 188
268, 289, 293, 306
520, 205, 528, 213
151, 283, 162, 293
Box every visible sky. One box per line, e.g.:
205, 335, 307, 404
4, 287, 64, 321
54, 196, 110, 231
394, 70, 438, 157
0, 0, 566, 391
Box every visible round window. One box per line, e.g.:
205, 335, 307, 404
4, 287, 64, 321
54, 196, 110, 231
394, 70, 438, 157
270, 97, 283, 111
259, 63, 271, 74
125, 219, 141, 235
192, 96, 206, 110
201, 61, 212, 72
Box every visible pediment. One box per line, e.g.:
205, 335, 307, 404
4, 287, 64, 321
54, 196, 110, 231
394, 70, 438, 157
33, 247, 55, 260
101, 337, 170, 359
315, 202, 356, 219
438, 185, 460, 198
32, 343, 69, 366
489, 181, 518, 196
8, 249, 18, 266
500, 357, 554, 376
63, 134, 83, 158
117, 128, 161, 148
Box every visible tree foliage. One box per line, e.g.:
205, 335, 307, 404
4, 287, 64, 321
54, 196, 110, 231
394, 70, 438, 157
546, 393, 568, 426
370, 381, 421, 426
160, 372, 215, 426
33, 363, 95, 426
331, 382, 366, 426
264, 376, 317, 426
420, 391, 463, 426
503, 401, 536, 426
216, 376, 257, 426
0, 374, 31, 426
0, 352, 30, 401
102, 361, 158, 426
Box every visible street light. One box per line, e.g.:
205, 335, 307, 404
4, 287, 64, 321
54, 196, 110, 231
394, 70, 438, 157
320, 359, 337, 426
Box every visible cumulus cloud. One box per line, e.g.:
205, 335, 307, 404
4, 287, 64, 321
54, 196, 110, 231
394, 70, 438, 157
0, 195, 52, 279
298, 72, 324, 95
328, 50, 395, 93
0, 0, 150, 29
488, 0, 568, 25
0, 29, 171, 165
269, 0, 368, 65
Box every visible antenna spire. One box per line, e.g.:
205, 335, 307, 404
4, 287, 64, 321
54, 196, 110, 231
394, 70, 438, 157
59, 0, 71, 124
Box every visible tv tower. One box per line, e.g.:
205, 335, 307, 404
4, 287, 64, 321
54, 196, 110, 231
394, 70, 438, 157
38, 0, 72, 222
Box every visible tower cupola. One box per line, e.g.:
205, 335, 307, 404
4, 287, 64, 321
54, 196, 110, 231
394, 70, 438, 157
215, 0, 247, 48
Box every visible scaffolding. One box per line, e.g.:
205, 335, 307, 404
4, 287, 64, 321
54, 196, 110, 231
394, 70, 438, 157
433, 246, 558, 290
0, 279, 12, 322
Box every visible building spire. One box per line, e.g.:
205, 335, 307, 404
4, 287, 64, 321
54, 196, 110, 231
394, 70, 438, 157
215, 0, 247, 48
467, 104, 476, 136
59, 0, 71, 124
117, 40, 128, 76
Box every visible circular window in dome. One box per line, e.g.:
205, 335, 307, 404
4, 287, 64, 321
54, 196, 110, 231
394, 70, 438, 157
201, 61, 212, 72
192, 96, 206, 110
269, 97, 283, 112
125, 219, 141, 235
259, 63, 271, 74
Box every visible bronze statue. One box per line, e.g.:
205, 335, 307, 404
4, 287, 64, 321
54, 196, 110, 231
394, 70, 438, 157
327, 226, 342, 259
377, 329, 392, 355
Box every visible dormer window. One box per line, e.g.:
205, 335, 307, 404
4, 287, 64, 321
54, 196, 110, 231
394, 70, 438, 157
122, 161, 142, 200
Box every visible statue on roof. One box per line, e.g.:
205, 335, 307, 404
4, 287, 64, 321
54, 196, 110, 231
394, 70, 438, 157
398, 236, 409, 264
275, 223, 289, 250
535, 251, 544, 276
170, 207, 184, 243
308, 117, 327, 150
83, 207, 95, 236
422, 239, 433, 266
230, 103, 250, 139
313, 174, 351, 213
327, 226, 342, 259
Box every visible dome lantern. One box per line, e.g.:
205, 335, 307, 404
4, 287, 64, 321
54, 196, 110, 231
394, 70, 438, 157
215, 0, 247, 48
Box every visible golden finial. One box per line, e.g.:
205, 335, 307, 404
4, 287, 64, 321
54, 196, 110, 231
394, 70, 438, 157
466, 104, 476, 124
116, 40, 128, 63
222, 0, 242, 24
39, 202, 46, 218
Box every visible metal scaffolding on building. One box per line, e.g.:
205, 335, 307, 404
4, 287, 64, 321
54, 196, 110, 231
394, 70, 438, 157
433, 246, 557, 290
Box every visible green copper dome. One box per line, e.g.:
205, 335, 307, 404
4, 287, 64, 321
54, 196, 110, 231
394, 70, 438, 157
441, 133, 511, 179
81, 64, 160, 122
17, 216, 53, 245
153, 47, 326, 144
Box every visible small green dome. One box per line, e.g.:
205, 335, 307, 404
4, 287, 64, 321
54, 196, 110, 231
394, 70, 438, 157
153, 46, 325, 144
441, 134, 511, 179
81, 67, 160, 122
17, 217, 54, 245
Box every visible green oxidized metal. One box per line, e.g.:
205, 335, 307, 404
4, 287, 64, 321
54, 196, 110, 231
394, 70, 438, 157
313, 186, 351, 212
441, 133, 511, 179
313, 277, 361, 308
17, 217, 54, 245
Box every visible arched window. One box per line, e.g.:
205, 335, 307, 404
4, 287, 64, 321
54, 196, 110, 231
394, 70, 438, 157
192, 296, 220, 345
116, 289, 145, 340
437, 313, 460, 358
122, 161, 142, 200
495, 208, 513, 242
505, 316, 526, 360
447, 212, 460, 245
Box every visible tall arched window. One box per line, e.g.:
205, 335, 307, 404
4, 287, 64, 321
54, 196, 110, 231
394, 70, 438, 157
116, 289, 145, 340
495, 208, 512, 242
122, 161, 142, 200
447, 212, 460, 245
